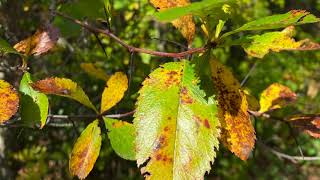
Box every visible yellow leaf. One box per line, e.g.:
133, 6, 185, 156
0, 80, 19, 124
80, 63, 109, 81
210, 59, 255, 160
14, 24, 59, 56
69, 120, 102, 179
259, 83, 297, 113
101, 72, 128, 113
243, 89, 260, 111
32, 77, 97, 112
150, 0, 195, 44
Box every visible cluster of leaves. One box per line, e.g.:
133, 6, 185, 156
1, 0, 320, 179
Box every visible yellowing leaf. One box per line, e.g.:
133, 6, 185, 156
0, 80, 19, 124
243, 89, 260, 111
150, 0, 195, 44
286, 114, 320, 138
100, 72, 128, 113
14, 24, 59, 56
242, 26, 320, 58
32, 78, 97, 112
259, 83, 297, 113
210, 59, 255, 161
80, 63, 109, 81
135, 61, 220, 179
69, 120, 102, 179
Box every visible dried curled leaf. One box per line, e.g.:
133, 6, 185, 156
259, 83, 297, 113
14, 24, 59, 56
0, 80, 19, 124
32, 77, 97, 112
104, 118, 136, 160
150, 0, 195, 44
135, 61, 220, 179
242, 26, 320, 58
286, 114, 320, 138
100, 72, 128, 113
69, 120, 102, 179
80, 63, 109, 81
210, 59, 255, 161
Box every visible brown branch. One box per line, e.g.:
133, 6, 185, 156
54, 11, 207, 58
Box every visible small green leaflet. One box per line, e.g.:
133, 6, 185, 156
221, 10, 319, 38
154, 0, 237, 22
134, 61, 220, 179
19, 72, 49, 128
104, 118, 135, 160
0, 38, 20, 55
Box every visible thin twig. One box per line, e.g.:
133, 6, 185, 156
257, 141, 320, 163
54, 11, 207, 58
241, 61, 258, 87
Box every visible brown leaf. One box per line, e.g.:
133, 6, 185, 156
210, 59, 256, 160
0, 80, 19, 124
150, 0, 195, 44
286, 114, 320, 138
14, 24, 59, 56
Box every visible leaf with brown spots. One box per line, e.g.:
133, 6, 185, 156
150, 0, 195, 44
100, 72, 128, 113
104, 118, 136, 160
80, 63, 109, 81
69, 120, 102, 179
134, 61, 220, 179
0, 80, 19, 124
286, 114, 320, 138
259, 83, 297, 113
14, 24, 59, 56
241, 26, 320, 58
210, 59, 255, 161
32, 77, 97, 112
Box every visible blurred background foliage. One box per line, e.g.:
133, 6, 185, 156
0, 0, 319, 179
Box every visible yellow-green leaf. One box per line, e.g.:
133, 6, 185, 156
242, 26, 320, 58
14, 24, 59, 56
210, 59, 256, 161
104, 118, 136, 160
0, 80, 19, 124
69, 120, 102, 179
150, 0, 195, 44
80, 63, 109, 81
100, 72, 128, 113
135, 61, 220, 179
259, 83, 297, 113
32, 77, 97, 112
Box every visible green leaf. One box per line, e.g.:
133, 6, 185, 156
69, 120, 102, 179
134, 61, 220, 179
154, 0, 237, 22
0, 38, 20, 55
104, 118, 135, 160
31, 77, 97, 112
222, 10, 320, 38
19, 72, 49, 128
240, 26, 319, 58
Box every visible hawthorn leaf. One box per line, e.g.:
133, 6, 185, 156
222, 10, 320, 38
241, 26, 320, 58
69, 120, 102, 179
134, 61, 220, 179
210, 59, 255, 161
286, 114, 320, 138
100, 72, 128, 113
154, 0, 237, 22
150, 0, 195, 44
80, 63, 109, 81
104, 118, 136, 160
32, 78, 97, 112
259, 83, 297, 113
0, 80, 19, 124
19, 72, 49, 128
0, 38, 20, 55
14, 24, 59, 56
